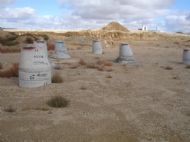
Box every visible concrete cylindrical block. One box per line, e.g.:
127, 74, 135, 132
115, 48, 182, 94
183, 49, 190, 65
92, 40, 103, 55
19, 44, 51, 88
54, 40, 70, 59
35, 39, 48, 57
116, 43, 136, 64
119, 43, 133, 58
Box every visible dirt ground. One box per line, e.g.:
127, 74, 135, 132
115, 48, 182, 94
0, 41, 190, 142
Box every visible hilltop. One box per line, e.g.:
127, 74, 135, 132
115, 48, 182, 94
102, 22, 129, 32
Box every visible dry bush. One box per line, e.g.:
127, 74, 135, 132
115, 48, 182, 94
97, 65, 104, 71
0, 47, 20, 53
4, 105, 16, 113
186, 65, 190, 69
86, 60, 113, 72
174, 41, 180, 45
34, 107, 49, 111
106, 75, 112, 78
0, 33, 19, 46
47, 41, 55, 50
86, 63, 97, 69
40, 34, 49, 41
163, 66, 173, 70
96, 60, 113, 66
172, 76, 180, 80
0, 63, 2, 69
185, 39, 190, 42
78, 59, 86, 66
10, 63, 19, 77
52, 73, 63, 83
80, 86, 87, 90
47, 96, 69, 108
69, 64, 79, 69
0, 63, 18, 78
24, 37, 34, 44
104, 67, 113, 72
53, 64, 62, 70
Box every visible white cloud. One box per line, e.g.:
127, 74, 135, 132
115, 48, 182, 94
0, 0, 14, 7
0, 7, 35, 20
56, 0, 175, 31
59, 0, 174, 20
165, 12, 190, 32
1, 0, 190, 33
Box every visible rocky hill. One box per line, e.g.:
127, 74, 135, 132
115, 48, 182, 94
102, 22, 129, 32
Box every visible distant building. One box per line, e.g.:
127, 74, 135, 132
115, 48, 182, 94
142, 25, 148, 31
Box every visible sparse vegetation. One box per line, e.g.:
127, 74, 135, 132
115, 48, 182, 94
80, 86, 87, 90
47, 96, 69, 108
0, 63, 18, 78
24, 37, 34, 44
52, 73, 63, 83
69, 64, 79, 69
172, 76, 180, 80
53, 64, 62, 70
47, 41, 55, 50
0, 47, 20, 53
185, 65, 190, 69
174, 41, 180, 45
0, 63, 2, 69
40, 34, 49, 41
165, 46, 170, 48
4, 105, 16, 113
163, 66, 173, 70
106, 75, 112, 78
96, 60, 113, 66
85, 60, 113, 72
34, 107, 49, 111
97, 65, 104, 71
86, 63, 97, 69
0, 33, 19, 46
79, 59, 86, 66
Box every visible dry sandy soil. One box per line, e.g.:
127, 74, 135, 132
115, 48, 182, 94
0, 39, 190, 142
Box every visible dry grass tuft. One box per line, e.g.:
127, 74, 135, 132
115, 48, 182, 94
106, 75, 112, 78
162, 66, 173, 70
24, 37, 34, 44
0, 47, 20, 53
79, 59, 86, 66
0, 63, 18, 78
96, 65, 104, 71
172, 76, 180, 80
96, 60, 113, 66
52, 73, 63, 83
47, 41, 55, 50
86, 63, 97, 69
0, 33, 19, 46
174, 41, 180, 45
185, 65, 190, 69
47, 96, 69, 108
85, 60, 113, 72
80, 86, 87, 90
69, 64, 80, 69
0, 63, 2, 69
4, 105, 16, 113
34, 107, 49, 111
53, 64, 62, 70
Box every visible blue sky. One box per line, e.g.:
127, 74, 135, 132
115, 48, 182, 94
0, 0, 190, 32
